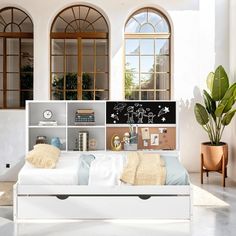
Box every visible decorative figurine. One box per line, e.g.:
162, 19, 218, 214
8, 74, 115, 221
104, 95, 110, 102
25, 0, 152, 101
111, 134, 122, 151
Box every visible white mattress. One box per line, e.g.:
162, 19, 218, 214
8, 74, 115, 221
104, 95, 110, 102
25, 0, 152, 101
18, 156, 79, 185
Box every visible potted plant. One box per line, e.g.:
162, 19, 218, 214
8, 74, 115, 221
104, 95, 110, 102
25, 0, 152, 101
194, 65, 236, 185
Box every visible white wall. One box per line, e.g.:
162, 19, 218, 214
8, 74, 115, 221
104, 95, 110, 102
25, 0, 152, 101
0, 0, 233, 180
228, 0, 236, 181
0, 111, 25, 181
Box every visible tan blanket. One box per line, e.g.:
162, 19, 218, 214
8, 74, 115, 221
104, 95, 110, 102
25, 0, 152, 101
120, 152, 166, 185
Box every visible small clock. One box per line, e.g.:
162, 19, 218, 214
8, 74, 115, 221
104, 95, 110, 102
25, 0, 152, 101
43, 110, 53, 120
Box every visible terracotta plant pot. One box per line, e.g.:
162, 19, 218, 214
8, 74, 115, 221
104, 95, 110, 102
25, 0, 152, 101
201, 142, 228, 171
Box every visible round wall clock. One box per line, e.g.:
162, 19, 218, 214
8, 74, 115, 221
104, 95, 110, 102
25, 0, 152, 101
43, 110, 53, 120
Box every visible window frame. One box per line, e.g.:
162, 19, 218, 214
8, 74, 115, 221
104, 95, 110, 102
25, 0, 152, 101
0, 7, 33, 109
50, 5, 109, 100
124, 7, 171, 101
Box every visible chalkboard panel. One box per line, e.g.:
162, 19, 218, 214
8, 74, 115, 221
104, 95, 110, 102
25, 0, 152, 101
106, 101, 176, 124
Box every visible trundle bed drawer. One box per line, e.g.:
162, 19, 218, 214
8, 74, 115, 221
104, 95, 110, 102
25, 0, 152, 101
17, 195, 190, 219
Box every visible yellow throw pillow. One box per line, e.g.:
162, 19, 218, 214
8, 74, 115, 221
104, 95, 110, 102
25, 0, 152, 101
33, 144, 60, 156
26, 144, 60, 168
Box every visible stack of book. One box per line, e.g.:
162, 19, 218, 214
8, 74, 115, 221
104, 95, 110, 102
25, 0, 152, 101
38, 120, 57, 126
78, 131, 89, 151
75, 109, 95, 125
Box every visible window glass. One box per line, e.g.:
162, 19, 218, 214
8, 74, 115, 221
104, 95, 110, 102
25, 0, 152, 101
0, 91, 3, 107
66, 56, 78, 73
7, 73, 20, 90
51, 56, 64, 73
96, 40, 108, 55
7, 56, 19, 72
0, 56, 3, 72
0, 72, 3, 89
125, 39, 139, 55
0, 38, 3, 54
140, 39, 154, 55
52, 39, 64, 55
140, 56, 154, 73
156, 73, 170, 90
7, 91, 20, 107
141, 74, 154, 89
7, 38, 19, 55
96, 56, 108, 72
155, 39, 169, 55
96, 73, 108, 89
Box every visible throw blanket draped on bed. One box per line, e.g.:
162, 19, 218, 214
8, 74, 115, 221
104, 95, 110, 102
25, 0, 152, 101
120, 152, 166, 185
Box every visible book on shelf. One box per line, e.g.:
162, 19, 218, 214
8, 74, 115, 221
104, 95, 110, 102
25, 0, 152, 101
38, 120, 58, 126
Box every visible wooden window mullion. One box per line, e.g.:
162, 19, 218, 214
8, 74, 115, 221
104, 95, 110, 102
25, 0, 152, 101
77, 37, 82, 100
154, 38, 156, 100
19, 38, 21, 106
63, 39, 66, 100
11, 8, 13, 32
94, 39, 96, 100
3, 37, 6, 108
138, 39, 141, 100
50, 36, 52, 99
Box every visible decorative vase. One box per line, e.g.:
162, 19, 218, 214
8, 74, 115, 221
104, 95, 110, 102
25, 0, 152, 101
201, 142, 228, 171
51, 137, 61, 149
36, 136, 47, 144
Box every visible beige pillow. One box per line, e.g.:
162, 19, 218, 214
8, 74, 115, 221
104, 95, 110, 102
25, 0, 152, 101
34, 144, 60, 156
26, 144, 60, 168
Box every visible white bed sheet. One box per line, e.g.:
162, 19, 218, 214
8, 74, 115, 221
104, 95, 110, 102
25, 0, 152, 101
18, 156, 79, 185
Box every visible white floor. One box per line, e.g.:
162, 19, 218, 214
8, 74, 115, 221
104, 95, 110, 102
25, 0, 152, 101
1, 173, 236, 236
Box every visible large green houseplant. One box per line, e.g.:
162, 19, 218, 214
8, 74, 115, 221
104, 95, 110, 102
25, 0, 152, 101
194, 65, 236, 186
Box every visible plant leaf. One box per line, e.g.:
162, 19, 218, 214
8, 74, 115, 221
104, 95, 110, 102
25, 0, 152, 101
206, 72, 214, 92
203, 90, 216, 120
215, 83, 236, 117
221, 109, 236, 126
194, 103, 209, 125
211, 65, 229, 101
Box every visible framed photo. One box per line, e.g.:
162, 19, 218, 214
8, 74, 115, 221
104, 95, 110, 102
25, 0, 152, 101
111, 134, 122, 151
151, 134, 159, 146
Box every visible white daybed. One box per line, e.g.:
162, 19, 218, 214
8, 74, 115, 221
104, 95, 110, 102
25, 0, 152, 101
14, 151, 192, 221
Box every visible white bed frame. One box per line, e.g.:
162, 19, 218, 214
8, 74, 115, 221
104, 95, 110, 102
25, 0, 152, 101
14, 183, 192, 221
14, 101, 192, 222
14, 151, 192, 222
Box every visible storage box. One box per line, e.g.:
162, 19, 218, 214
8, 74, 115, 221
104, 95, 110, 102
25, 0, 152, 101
124, 143, 138, 151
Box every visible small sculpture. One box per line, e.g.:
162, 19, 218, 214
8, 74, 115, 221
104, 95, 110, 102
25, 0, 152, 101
111, 135, 122, 151
123, 132, 130, 144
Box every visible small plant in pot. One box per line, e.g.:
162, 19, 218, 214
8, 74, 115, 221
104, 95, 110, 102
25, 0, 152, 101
194, 65, 236, 186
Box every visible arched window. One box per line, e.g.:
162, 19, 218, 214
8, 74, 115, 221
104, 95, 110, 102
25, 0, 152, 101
50, 5, 109, 100
124, 8, 171, 100
0, 7, 33, 109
